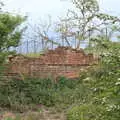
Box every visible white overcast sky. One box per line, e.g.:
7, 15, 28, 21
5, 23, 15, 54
2, 0, 120, 23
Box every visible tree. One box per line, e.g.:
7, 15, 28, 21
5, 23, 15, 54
29, 0, 99, 50
28, 0, 120, 51
0, 3, 26, 64
56, 0, 120, 49
28, 16, 60, 52
85, 23, 120, 55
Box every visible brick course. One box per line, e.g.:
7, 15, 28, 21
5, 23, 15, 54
7, 47, 97, 79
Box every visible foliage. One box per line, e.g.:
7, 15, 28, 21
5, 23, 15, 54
0, 1, 120, 120
67, 104, 106, 120
0, 41, 119, 120
0, 1, 26, 65
0, 3, 26, 78
55, 0, 120, 49
0, 77, 89, 112
67, 41, 120, 120
85, 25, 120, 55
27, 0, 120, 50
0, 13, 26, 64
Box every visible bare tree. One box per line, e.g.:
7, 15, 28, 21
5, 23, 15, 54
27, 16, 60, 51
27, 0, 120, 52
56, 0, 120, 49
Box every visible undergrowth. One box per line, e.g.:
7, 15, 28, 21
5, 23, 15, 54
0, 77, 90, 112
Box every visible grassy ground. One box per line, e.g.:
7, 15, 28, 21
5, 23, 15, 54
0, 61, 120, 120
0, 107, 66, 120
0, 77, 87, 120
24, 53, 42, 58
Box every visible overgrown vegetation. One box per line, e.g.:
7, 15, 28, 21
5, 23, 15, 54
0, 2, 25, 59
67, 41, 120, 120
0, 77, 89, 112
0, 41, 120, 120
0, 0, 120, 120
0, 1, 26, 77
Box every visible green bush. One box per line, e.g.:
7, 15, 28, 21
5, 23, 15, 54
67, 42, 120, 120
67, 104, 106, 120
0, 77, 89, 111
67, 103, 120, 120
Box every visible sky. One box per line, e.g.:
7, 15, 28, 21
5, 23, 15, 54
2, 0, 120, 23
3, 0, 73, 22
2, 0, 120, 52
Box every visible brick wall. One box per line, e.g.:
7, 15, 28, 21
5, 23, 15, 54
7, 47, 97, 79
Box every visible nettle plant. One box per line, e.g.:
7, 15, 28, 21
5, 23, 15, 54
93, 42, 120, 119
67, 42, 120, 120
101, 42, 120, 68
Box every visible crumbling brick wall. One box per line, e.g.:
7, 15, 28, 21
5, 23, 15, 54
7, 47, 96, 79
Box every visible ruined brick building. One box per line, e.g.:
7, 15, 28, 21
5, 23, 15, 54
7, 47, 97, 79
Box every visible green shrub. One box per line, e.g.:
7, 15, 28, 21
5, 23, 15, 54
67, 103, 120, 120
0, 77, 89, 111
67, 104, 106, 120
67, 42, 120, 120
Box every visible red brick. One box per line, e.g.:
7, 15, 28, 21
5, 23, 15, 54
6, 47, 97, 79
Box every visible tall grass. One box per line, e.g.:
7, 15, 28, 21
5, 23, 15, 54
0, 77, 90, 112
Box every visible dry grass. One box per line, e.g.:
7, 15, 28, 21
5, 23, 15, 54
0, 107, 66, 120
